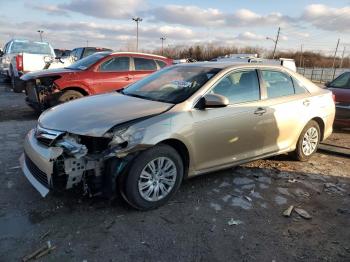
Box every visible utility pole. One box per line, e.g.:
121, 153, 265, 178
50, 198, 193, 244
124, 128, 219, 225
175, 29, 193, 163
339, 46, 346, 68
37, 30, 44, 42
332, 38, 340, 79
160, 37, 166, 55
266, 27, 280, 59
132, 17, 143, 52
86, 40, 89, 47
299, 44, 303, 67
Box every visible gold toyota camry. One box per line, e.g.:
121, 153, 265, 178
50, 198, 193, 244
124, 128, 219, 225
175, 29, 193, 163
20, 63, 335, 210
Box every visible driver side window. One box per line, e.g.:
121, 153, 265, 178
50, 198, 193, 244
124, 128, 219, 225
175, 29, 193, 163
211, 70, 260, 104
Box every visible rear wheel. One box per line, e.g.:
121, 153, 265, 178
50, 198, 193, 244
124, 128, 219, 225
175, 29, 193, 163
294, 120, 320, 161
122, 144, 184, 210
57, 90, 84, 104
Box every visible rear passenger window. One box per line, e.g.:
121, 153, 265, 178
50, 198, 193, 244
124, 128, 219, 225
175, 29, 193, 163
261, 70, 294, 98
134, 58, 157, 71
99, 57, 130, 72
292, 78, 307, 94
156, 60, 167, 68
211, 70, 260, 104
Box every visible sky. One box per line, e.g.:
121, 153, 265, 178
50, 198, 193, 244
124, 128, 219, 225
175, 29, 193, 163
0, 0, 349, 56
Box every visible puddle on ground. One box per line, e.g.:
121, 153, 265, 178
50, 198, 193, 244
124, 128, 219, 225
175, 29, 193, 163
231, 197, 252, 210
210, 203, 222, 211
275, 195, 287, 205
233, 177, 254, 186
259, 183, 269, 189
257, 176, 272, 184
277, 187, 291, 196
219, 181, 231, 188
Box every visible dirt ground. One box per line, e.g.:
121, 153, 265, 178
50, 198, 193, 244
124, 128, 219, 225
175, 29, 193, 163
0, 78, 349, 262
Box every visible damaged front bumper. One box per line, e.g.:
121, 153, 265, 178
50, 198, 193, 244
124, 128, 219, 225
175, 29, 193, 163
20, 127, 141, 198
20, 129, 101, 197
20, 129, 63, 196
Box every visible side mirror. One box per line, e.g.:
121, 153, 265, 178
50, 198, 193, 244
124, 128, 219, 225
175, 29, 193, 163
73, 56, 78, 61
325, 81, 331, 88
0, 50, 3, 57
197, 94, 229, 109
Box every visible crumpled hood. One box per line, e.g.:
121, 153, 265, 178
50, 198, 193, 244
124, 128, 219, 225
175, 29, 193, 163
38, 92, 172, 137
21, 68, 78, 81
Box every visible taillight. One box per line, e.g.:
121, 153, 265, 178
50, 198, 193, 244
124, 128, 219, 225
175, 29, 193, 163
16, 55, 23, 72
332, 93, 336, 102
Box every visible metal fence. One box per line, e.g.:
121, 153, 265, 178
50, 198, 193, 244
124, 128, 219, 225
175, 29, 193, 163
297, 67, 350, 83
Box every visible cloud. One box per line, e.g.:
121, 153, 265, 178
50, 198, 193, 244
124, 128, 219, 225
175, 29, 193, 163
149, 5, 225, 27
29, 3, 70, 16
149, 5, 293, 28
59, 0, 144, 19
302, 4, 350, 32
0, 19, 196, 50
235, 32, 265, 41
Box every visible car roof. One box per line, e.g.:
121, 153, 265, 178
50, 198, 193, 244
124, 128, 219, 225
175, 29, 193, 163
110, 52, 169, 59
174, 61, 289, 71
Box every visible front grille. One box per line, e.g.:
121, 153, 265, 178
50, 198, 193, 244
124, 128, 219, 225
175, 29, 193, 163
25, 154, 49, 187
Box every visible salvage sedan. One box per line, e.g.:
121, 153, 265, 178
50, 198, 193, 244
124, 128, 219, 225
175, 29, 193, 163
20, 63, 335, 210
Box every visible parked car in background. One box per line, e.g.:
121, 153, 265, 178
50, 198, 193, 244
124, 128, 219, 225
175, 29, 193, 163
54, 49, 71, 58
46, 47, 112, 69
20, 63, 335, 210
213, 55, 297, 72
0, 39, 55, 92
325, 71, 350, 127
21, 52, 173, 111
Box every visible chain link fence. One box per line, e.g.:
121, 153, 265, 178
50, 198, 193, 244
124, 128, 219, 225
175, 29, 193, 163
297, 67, 350, 83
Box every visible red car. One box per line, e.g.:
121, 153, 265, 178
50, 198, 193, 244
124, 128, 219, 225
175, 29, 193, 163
21, 52, 173, 111
326, 71, 350, 127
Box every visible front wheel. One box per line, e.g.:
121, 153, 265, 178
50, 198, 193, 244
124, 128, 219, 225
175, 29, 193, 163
57, 90, 84, 104
122, 144, 184, 210
293, 120, 321, 161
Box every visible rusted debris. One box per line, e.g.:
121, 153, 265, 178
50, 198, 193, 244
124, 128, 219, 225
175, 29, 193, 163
39, 230, 51, 240
22, 241, 56, 262
294, 208, 312, 219
283, 205, 294, 217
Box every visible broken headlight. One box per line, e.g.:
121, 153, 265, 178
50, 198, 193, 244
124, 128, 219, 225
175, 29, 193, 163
108, 126, 146, 148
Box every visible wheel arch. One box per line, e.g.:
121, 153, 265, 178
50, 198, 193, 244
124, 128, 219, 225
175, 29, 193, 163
61, 86, 89, 96
310, 117, 325, 141
158, 138, 190, 178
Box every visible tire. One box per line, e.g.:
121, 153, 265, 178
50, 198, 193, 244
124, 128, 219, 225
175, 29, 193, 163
293, 120, 321, 161
57, 90, 84, 104
11, 74, 23, 93
122, 144, 184, 210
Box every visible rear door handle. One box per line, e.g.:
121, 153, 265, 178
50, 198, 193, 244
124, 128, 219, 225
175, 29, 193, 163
124, 75, 134, 81
254, 107, 266, 115
303, 99, 310, 106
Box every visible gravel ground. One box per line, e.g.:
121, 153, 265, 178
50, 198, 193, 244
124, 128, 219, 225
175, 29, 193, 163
0, 78, 349, 262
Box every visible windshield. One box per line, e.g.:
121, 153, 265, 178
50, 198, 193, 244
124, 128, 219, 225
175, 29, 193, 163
66, 52, 111, 70
123, 66, 221, 103
10, 41, 53, 55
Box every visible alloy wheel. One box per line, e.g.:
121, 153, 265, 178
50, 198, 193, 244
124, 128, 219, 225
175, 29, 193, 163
138, 157, 177, 202
302, 127, 319, 156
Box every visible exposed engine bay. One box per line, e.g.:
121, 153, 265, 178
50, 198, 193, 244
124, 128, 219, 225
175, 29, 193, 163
29, 125, 143, 198
24, 76, 62, 111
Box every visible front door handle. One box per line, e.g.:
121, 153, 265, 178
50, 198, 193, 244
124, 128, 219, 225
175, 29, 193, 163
303, 99, 310, 106
254, 107, 266, 115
